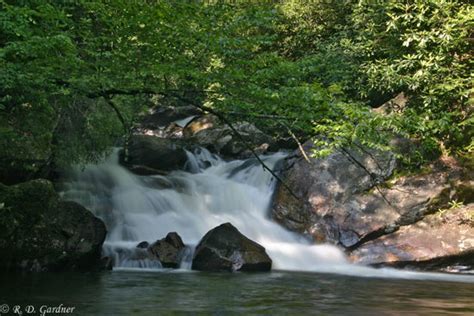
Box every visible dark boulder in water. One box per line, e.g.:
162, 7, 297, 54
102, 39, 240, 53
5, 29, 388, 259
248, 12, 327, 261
120, 135, 193, 175
192, 223, 272, 272
0, 179, 107, 272
149, 232, 186, 268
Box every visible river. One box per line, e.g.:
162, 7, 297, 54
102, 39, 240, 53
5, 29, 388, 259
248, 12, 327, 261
1, 270, 473, 315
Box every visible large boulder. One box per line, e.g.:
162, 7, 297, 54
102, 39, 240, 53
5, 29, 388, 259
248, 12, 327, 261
120, 135, 193, 175
0, 179, 107, 272
183, 115, 276, 158
192, 223, 272, 272
272, 140, 396, 246
148, 232, 186, 268
272, 140, 474, 270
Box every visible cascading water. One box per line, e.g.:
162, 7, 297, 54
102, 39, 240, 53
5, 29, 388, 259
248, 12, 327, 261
60, 147, 474, 282
60, 147, 345, 271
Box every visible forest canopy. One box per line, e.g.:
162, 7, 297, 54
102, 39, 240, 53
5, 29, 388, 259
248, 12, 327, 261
1, 0, 472, 181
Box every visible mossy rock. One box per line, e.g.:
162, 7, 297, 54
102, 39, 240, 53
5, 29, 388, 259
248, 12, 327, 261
0, 179, 106, 272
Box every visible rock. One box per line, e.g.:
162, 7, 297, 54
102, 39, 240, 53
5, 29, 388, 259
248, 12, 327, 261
272, 139, 474, 269
136, 105, 201, 138
272, 140, 397, 245
164, 232, 185, 248
183, 114, 220, 138
192, 223, 272, 272
149, 232, 186, 268
183, 115, 276, 158
350, 204, 474, 272
0, 179, 107, 272
373, 92, 408, 115
136, 241, 149, 249
120, 135, 193, 175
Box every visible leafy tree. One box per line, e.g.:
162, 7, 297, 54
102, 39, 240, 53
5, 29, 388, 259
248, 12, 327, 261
0, 0, 472, 184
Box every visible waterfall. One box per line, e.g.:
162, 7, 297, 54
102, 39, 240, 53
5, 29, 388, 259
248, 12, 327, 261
60, 147, 346, 271
58, 148, 474, 282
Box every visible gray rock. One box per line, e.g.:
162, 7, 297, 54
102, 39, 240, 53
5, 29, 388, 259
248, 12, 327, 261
120, 135, 193, 175
101, 256, 113, 270
272, 140, 397, 246
192, 223, 272, 272
272, 139, 474, 269
149, 232, 186, 268
136, 105, 202, 138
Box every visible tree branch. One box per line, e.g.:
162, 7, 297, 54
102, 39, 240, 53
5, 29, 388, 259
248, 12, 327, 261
104, 98, 132, 162
279, 122, 311, 163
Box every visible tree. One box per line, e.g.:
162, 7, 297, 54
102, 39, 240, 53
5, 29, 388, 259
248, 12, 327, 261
1, 0, 472, 184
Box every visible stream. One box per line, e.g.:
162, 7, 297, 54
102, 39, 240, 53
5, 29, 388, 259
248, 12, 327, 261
7, 147, 470, 314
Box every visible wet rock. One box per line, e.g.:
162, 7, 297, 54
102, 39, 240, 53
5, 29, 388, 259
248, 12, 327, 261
120, 135, 193, 175
350, 204, 474, 271
0, 179, 107, 272
149, 232, 186, 268
136, 241, 149, 249
192, 223, 272, 272
183, 115, 276, 158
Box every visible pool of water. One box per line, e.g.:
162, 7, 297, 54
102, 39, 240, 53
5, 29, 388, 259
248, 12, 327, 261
1, 270, 473, 315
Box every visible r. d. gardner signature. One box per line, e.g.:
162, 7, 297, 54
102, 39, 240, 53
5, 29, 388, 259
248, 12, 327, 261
0, 304, 75, 316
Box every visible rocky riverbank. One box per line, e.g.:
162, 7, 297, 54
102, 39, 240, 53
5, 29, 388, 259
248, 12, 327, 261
272, 140, 473, 273
1, 103, 472, 274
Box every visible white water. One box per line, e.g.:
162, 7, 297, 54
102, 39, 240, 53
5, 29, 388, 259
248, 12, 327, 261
60, 148, 474, 283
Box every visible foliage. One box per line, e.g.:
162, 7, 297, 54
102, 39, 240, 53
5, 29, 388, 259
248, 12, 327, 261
352, 0, 473, 154
0, 0, 472, 181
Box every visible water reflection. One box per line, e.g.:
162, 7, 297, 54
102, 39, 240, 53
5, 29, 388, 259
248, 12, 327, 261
1, 271, 473, 315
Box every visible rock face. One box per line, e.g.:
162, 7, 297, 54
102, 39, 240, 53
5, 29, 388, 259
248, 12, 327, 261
120, 135, 192, 175
272, 140, 474, 270
192, 223, 272, 272
350, 204, 474, 271
272, 141, 396, 245
0, 179, 107, 272
149, 232, 186, 268
183, 115, 276, 158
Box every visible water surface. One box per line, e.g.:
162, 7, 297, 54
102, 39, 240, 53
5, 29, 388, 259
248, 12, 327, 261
1, 270, 473, 315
